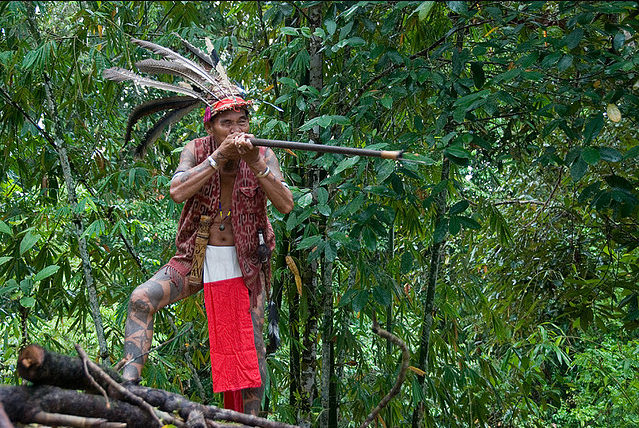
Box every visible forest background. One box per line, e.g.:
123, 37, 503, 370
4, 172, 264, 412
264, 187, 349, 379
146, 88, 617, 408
1, 1, 639, 427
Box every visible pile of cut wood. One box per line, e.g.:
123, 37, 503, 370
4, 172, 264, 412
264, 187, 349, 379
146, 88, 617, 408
0, 344, 299, 428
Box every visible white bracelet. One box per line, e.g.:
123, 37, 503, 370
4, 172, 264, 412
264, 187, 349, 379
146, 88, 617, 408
255, 166, 270, 178
207, 154, 220, 170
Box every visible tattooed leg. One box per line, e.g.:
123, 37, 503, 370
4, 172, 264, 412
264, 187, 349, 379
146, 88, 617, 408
122, 268, 199, 381
243, 288, 266, 415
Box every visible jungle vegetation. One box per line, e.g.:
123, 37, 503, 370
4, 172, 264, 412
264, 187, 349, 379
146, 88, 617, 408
1, 1, 639, 427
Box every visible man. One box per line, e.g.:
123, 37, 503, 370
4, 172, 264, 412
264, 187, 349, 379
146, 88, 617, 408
122, 95, 294, 416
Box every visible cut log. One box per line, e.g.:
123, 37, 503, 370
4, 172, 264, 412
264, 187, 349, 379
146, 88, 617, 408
17, 344, 122, 391
12, 344, 302, 428
0, 385, 156, 428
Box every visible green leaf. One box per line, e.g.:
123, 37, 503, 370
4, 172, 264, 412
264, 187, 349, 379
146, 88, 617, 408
457, 216, 481, 230
0, 220, 12, 235
416, 1, 435, 20
471, 62, 485, 89
20, 296, 36, 308
338, 289, 358, 307
443, 145, 471, 159
565, 28, 584, 49
583, 113, 604, 144
570, 157, 588, 181
541, 51, 562, 68
449, 200, 469, 215
598, 147, 622, 162
352, 290, 370, 313
280, 27, 298, 36
297, 192, 313, 208
380, 95, 393, 109
446, 1, 468, 14
557, 54, 573, 72
0, 256, 11, 267
372, 286, 391, 306
449, 216, 461, 235
324, 240, 337, 262
613, 32, 626, 50
362, 227, 377, 252
278, 77, 298, 88
434, 218, 448, 243
316, 187, 329, 205
317, 204, 331, 216
581, 146, 600, 165
33, 265, 60, 282
453, 89, 490, 108
604, 174, 633, 191
20, 231, 40, 256
325, 19, 337, 36
334, 156, 361, 175
400, 252, 413, 274
0, 279, 18, 295
297, 235, 321, 251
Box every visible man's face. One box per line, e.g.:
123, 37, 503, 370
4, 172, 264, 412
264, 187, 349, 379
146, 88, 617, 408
205, 109, 250, 142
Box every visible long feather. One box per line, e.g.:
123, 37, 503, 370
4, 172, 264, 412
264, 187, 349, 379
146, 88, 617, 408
205, 38, 219, 66
171, 32, 214, 70
134, 58, 217, 98
134, 103, 199, 158
131, 38, 233, 99
267, 300, 281, 350
103, 67, 208, 104
204, 38, 234, 95
125, 96, 199, 144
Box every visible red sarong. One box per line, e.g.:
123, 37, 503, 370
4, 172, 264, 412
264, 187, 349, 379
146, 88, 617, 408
203, 276, 261, 394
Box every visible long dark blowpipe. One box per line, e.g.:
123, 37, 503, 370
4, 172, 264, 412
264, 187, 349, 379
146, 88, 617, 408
250, 138, 403, 160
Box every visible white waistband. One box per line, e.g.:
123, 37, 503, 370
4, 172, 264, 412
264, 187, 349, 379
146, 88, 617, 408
203, 246, 242, 283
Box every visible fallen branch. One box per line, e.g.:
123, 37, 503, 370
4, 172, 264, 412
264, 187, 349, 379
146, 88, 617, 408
0, 385, 155, 428
31, 411, 126, 428
74, 344, 180, 427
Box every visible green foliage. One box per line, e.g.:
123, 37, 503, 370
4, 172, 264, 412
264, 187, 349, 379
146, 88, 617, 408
2, 1, 639, 427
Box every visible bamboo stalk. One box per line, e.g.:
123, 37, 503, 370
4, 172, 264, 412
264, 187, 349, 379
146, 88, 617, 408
249, 138, 404, 160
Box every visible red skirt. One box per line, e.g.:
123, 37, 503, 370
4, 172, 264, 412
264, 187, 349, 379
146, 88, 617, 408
203, 246, 261, 393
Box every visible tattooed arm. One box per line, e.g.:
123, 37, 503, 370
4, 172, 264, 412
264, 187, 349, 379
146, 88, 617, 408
169, 139, 223, 204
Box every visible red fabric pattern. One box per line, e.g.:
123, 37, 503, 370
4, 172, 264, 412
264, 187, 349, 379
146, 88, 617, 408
204, 277, 261, 392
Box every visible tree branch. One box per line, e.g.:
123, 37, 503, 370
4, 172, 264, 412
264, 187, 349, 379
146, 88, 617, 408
358, 313, 410, 428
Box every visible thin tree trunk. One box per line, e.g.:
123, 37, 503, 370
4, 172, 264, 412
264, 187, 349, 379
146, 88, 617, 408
298, 4, 324, 426
24, 2, 108, 363
411, 158, 450, 428
319, 254, 334, 428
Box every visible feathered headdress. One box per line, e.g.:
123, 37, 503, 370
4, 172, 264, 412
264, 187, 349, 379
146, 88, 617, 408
103, 33, 252, 158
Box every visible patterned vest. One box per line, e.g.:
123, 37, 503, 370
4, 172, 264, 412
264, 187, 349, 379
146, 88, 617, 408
167, 136, 276, 306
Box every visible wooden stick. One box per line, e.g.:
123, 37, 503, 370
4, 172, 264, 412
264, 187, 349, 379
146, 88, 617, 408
31, 411, 126, 428
250, 138, 404, 160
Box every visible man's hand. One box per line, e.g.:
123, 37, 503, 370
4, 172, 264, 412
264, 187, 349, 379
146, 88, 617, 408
232, 132, 261, 166
216, 132, 257, 163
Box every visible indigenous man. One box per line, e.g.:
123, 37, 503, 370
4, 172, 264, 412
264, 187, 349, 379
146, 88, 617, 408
122, 95, 294, 416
